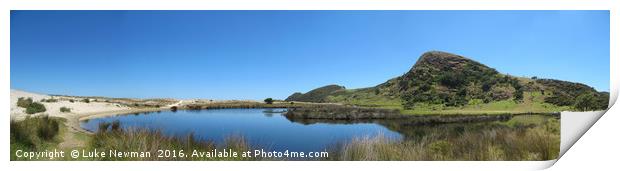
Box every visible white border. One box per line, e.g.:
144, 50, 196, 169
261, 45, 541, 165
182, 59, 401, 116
2, 1, 618, 171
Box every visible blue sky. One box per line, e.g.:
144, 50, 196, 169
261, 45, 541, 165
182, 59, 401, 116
11, 11, 609, 100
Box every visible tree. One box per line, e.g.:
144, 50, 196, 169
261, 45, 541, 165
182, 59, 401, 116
264, 98, 274, 104
574, 92, 596, 111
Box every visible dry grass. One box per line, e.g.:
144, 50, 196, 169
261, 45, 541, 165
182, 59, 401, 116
89, 123, 260, 161
327, 118, 559, 161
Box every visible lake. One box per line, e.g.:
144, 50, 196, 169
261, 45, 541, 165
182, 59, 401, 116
80, 108, 402, 152
80, 108, 554, 153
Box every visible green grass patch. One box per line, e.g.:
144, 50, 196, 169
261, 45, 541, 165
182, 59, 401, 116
10, 116, 64, 160
328, 91, 570, 115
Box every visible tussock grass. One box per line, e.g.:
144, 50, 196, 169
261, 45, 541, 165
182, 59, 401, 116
10, 115, 63, 160
89, 121, 260, 161
327, 118, 559, 161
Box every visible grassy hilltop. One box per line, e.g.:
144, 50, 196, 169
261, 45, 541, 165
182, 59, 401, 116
286, 51, 609, 114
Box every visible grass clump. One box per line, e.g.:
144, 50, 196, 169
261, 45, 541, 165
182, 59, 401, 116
10, 116, 63, 160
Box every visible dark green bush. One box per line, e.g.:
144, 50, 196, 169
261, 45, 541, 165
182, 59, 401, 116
60, 107, 71, 113
573, 92, 609, 111
264, 98, 274, 104
25, 102, 46, 114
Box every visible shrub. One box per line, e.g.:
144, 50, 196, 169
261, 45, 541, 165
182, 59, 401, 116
82, 98, 90, 103
17, 97, 33, 108
69, 99, 75, 103
25, 102, 46, 114
264, 98, 274, 104
170, 106, 178, 112
574, 92, 596, 111
18, 97, 47, 114
60, 107, 71, 113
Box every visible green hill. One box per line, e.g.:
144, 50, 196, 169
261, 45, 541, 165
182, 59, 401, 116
285, 85, 346, 102
286, 51, 609, 114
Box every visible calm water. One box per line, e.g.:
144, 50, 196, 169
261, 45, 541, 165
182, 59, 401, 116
80, 109, 402, 152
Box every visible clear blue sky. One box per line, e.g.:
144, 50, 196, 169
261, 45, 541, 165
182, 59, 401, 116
11, 11, 609, 100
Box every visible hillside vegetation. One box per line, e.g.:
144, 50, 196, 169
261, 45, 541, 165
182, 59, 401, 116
285, 85, 346, 102
286, 51, 608, 114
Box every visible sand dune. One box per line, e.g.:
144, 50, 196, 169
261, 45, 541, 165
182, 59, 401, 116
10, 89, 133, 121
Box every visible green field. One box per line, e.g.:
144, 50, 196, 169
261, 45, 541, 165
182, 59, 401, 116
326, 90, 569, 115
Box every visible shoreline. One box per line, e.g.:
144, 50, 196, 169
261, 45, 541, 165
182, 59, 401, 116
70, 106, 562, 134
70, 108, 166, 134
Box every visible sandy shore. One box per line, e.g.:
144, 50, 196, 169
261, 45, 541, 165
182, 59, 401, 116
10, 89, 174, 137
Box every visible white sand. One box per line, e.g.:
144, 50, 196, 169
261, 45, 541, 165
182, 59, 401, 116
11, 89, 177, 148
10, 89, 133, 121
